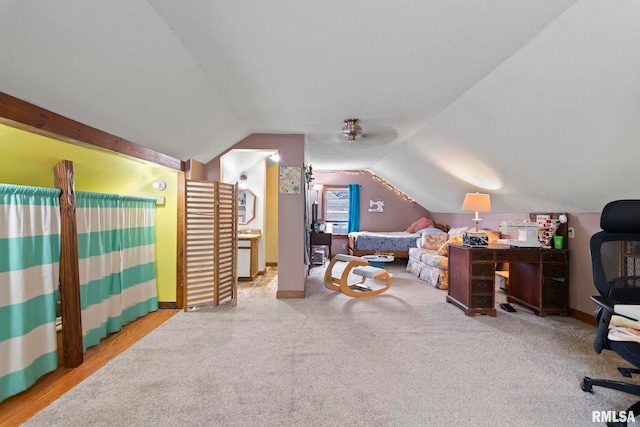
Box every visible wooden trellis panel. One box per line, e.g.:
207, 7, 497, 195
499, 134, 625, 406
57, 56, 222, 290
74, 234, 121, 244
215, 182, 237, 303
184, 180, 237, 310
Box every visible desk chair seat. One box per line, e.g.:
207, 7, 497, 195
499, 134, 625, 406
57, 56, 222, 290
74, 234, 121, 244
324, 254, 392, 297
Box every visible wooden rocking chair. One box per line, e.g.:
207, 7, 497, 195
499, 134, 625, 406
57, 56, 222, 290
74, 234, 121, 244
323, 254, 393, 297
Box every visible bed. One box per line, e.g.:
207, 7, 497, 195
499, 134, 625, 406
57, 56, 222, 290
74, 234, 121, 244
348, 223, 448, 258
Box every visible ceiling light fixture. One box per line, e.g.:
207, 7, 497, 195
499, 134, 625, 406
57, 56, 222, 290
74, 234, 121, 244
342, 118, 362, 141
239, 174, 249, 189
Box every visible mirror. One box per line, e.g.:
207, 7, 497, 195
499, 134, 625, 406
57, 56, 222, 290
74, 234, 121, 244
238, 189, 256, 225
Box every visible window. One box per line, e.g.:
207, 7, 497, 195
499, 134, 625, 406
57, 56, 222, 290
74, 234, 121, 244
324, 186, 350, 234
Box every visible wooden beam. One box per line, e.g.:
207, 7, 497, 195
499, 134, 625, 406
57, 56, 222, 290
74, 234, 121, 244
175, 171, 185, 310
0, 91, 183, 171
54, 160, 84, 368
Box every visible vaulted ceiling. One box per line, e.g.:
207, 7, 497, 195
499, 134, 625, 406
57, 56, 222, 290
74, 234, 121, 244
1, 1, 639, 212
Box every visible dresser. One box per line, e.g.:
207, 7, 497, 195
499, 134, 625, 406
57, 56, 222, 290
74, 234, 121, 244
447, 244, 569, 317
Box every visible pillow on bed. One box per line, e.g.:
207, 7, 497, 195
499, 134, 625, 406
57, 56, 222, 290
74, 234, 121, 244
406, 217, 434, 233
416, 227, 445, 235
420, 232, 449, 250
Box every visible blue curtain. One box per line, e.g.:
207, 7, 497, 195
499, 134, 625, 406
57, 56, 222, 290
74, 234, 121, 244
348, 184, 360, 233
0, 184, 61, 403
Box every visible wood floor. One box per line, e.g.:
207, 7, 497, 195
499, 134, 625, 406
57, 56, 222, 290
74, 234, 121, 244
0, 269, 278, 426
237, 265, 278, 297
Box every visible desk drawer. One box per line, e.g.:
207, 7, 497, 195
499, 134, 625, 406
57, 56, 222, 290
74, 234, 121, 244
542, 278, 567, 308
471, 263, 494, 277
471, 295, 494, 308
543, 263, 567, 278
542, 251, 567, 263
471, 279, 494, 293
470, 250, 494, 261
495, 250, 539, 263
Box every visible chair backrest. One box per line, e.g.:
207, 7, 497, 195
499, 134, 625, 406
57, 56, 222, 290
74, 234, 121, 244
591, 200, 640, 299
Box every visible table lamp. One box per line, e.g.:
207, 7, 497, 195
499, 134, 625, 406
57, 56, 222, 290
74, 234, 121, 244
311, 183, 323, 231
461, 192, 492, 232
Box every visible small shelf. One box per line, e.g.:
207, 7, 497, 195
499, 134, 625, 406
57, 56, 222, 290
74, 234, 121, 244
309, 232, 332, 272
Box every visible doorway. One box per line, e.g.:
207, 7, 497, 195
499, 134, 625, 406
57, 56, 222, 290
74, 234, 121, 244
221, 149, 279, 298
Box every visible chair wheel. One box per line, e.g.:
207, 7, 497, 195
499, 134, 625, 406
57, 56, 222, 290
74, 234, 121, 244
581, 376, 593, 393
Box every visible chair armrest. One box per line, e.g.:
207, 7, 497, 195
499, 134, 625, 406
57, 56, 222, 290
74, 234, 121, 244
592, 295, 640, 321
591, 295, 616, 312
591, 295, 616, 354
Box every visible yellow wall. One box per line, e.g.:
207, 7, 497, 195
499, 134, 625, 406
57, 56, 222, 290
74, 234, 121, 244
265, 163, 278, 264
0, 124, 178, 302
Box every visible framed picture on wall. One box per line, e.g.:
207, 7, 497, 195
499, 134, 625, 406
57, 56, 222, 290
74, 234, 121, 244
279, 166, 301, 194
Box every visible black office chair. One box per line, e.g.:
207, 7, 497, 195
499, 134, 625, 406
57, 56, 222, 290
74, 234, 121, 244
582, 200, 640, 426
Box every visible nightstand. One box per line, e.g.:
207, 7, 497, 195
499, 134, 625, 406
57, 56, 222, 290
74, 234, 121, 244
309, 232, 332, 272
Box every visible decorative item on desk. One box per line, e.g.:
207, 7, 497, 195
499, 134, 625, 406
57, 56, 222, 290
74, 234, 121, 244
461, 192, 491, 232
553, 235, 564, 249
537, 214, 566, 247
463, 231, 489, 246
538, 219, 560, 246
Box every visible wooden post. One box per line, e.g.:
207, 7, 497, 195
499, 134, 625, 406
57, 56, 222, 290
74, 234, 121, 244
176, 171, 185, 310
54, 160, 83, 368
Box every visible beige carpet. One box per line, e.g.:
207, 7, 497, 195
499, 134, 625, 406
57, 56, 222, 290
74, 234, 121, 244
24, 262, 640, 426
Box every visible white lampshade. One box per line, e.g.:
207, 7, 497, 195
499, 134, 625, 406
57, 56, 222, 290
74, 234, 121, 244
461, 193, 492, 213
461, 193, 491, 231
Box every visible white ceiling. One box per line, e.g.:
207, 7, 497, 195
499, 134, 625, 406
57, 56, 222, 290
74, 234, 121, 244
1, 0, 640, 212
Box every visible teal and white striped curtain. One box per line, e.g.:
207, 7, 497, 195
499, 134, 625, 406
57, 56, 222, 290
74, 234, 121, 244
0, 184, 61, 403
76, 192, 158, 351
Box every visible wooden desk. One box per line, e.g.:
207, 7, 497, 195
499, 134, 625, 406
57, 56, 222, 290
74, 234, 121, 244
447, 244, 569, 317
